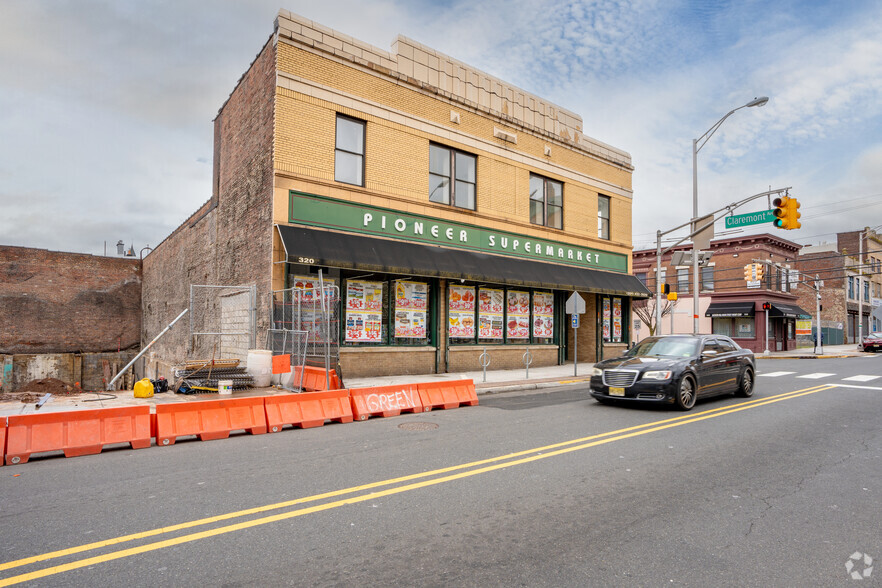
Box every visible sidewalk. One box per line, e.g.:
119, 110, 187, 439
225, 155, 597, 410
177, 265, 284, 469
0, 345, 869, 417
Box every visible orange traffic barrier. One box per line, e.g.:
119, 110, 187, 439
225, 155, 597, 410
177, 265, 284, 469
293, 366, 343, 391
417, 379, 479, 411
264, 389, 353, 431
350, 383, 424, 420
1, 418, 7, 467
5, 406, 151, 465
272, 354, 290, 374
154, 397, 267, 446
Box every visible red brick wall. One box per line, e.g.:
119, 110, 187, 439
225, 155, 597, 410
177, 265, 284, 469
140, 39, 276, 376
0, 246, 141, 354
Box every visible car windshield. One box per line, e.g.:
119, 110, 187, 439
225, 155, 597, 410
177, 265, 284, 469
628, 337, 699, 358
869, 333, 882, 338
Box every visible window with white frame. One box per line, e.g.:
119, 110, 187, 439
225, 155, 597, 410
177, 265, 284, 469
529, 174, 563, 229
335, 115, 365, 186
701, 266, 714, 291
597, 195, 610, 239
429, 144, 476, 210
677, 268, 690, 294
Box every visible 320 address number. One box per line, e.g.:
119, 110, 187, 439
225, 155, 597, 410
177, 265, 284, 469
297, 257, 315, 264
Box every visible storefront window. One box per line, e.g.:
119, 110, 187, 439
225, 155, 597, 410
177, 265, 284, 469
712, 318, 732, 337
340, 275, 431, 346
713, 317, 755, 339
449, 286, 556, 345
600, 296, 625, 343
477, 287, 504, 343
393, 281, 429, 344
345, 279, 385, 343
448, 284, 476, 343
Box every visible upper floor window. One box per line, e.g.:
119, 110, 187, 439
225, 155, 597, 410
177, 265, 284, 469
335, 115, 365, 186
598, 195, 611, 239
429, 144, 476, 210
677, 268, 690, 294
636, 272, 648, 286
848, 276, 855, 299
529, 174, 562, 229
701, 266, 714, 291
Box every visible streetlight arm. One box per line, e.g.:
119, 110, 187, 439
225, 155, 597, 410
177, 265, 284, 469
694, 96, 768, 154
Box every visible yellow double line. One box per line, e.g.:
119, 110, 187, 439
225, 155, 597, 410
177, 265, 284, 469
0, 384, 835, 586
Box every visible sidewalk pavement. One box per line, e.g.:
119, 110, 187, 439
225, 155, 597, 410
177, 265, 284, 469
0, 344, 869, 417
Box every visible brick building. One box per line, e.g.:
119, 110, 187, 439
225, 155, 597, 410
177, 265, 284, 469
141, 11, 649, 380
795, 228, 882, 344
633, 233, 811, 353
0, 246, 141, 391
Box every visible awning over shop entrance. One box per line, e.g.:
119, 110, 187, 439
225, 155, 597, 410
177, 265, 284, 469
705, 302, 756, 317
276, 225, 651, 297
768, 302, 812, 319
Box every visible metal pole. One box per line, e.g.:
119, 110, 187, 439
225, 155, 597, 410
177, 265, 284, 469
319, 270, 329, 391
816, 274, 823, 354
656, 230, 663, 335
574, 324, 578, 377
764, 301, 770, 355
859, 230, 864, 344
671, 299, 676, 334
108, 309, 189, 390
692, 138, 700, 335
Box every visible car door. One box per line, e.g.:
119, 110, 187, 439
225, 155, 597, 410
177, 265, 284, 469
697, 337, 725, 395
715, 337, 742, 391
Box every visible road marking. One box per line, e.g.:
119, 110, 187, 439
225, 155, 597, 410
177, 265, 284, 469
758, 371, 797, 377
834, 383, 882, 390
0, 384, 837, 587
841, 375, 881, 382
797, 373, 836, 379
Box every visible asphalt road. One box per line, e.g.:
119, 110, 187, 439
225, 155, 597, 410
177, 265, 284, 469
1, 355, 880, 586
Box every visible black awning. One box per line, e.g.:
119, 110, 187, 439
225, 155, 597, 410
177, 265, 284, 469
277, 225, 651, 297
769, 302, 812, 319
705, 302, 756, 317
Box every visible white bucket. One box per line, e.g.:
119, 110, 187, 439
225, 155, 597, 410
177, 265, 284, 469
218, 380, 233, 395
246, 349, 273, 387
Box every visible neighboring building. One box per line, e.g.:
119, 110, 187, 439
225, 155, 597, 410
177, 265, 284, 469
142, 11, 649, 380
796, 227, 882, 344
633, 233, 811, 353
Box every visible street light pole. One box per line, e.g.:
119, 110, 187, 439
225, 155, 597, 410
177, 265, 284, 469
691, 96, 769, 335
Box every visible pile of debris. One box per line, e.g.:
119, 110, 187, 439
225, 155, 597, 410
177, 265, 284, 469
0, 378, 84, 404
173, 359, 253, 394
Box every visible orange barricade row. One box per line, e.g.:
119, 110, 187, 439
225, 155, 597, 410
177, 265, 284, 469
293, 366, 343, 391
154, 397, 267, 446
349, 383, 425, 420
1, 418, 7, 467
264, 389, 353, 431
5, 406, 151, 465
417, 379, 478, 411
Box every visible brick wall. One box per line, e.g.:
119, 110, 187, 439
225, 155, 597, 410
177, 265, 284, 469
141, 39, 276, 377
0, 246, 141, 354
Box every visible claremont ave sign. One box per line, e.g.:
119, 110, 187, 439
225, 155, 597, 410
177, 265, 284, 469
724, 210, 775, 228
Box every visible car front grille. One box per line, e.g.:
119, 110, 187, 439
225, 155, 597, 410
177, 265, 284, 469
602, 369, 639, 388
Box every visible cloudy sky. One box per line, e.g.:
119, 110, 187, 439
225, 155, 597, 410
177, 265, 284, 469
2, 0, 881, 257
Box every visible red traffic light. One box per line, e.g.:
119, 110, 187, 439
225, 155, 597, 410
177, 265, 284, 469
762, 302, 771, 310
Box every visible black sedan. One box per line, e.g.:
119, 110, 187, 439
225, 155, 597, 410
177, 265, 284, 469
861, 332, 882, 352
590, 334, 756, 411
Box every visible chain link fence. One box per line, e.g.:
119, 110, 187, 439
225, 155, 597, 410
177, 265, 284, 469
189, 285, 256, 362
271, 284, 340, 373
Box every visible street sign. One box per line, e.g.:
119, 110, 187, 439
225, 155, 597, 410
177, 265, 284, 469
572, 314, 580, 328
565, 291, 585, 315
725, 210, 776, 228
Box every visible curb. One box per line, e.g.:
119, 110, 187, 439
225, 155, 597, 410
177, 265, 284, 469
758, 354, 855, 360
477, 378, 592, 395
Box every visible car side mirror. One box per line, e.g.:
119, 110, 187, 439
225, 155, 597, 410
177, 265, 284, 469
701, 349, 718, 358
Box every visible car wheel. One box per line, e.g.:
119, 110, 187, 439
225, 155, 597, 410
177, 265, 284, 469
675, 375, 696, 411
735, 367, 754, 398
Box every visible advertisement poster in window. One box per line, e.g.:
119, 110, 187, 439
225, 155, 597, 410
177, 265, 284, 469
612, 297, 622, 342
345, 311, 382, 342
507, 290, 530, 339
346, 280, 383, 311
449, 312, 475, 338
532, 291, 554, 338
602, 298, 611, 340
395, 310, 426, 338
478, 288, 504, 339
395, 281, 428, 310
292, 275, 336, 302
449, 285, 475, 311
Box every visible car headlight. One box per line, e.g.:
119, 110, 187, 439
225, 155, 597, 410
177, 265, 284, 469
592, 367, 603, 377
642, 370, 672, 381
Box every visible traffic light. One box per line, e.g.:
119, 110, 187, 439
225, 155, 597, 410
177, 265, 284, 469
755, 263, 764, 280
762, 302, 771, 310
772, 196, 789, 229
785, 197, 801, 229
773, 196, 802, 229
663, 283, 670, 295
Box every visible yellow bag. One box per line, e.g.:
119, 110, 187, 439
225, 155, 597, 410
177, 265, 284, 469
133, 378, 154, 398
